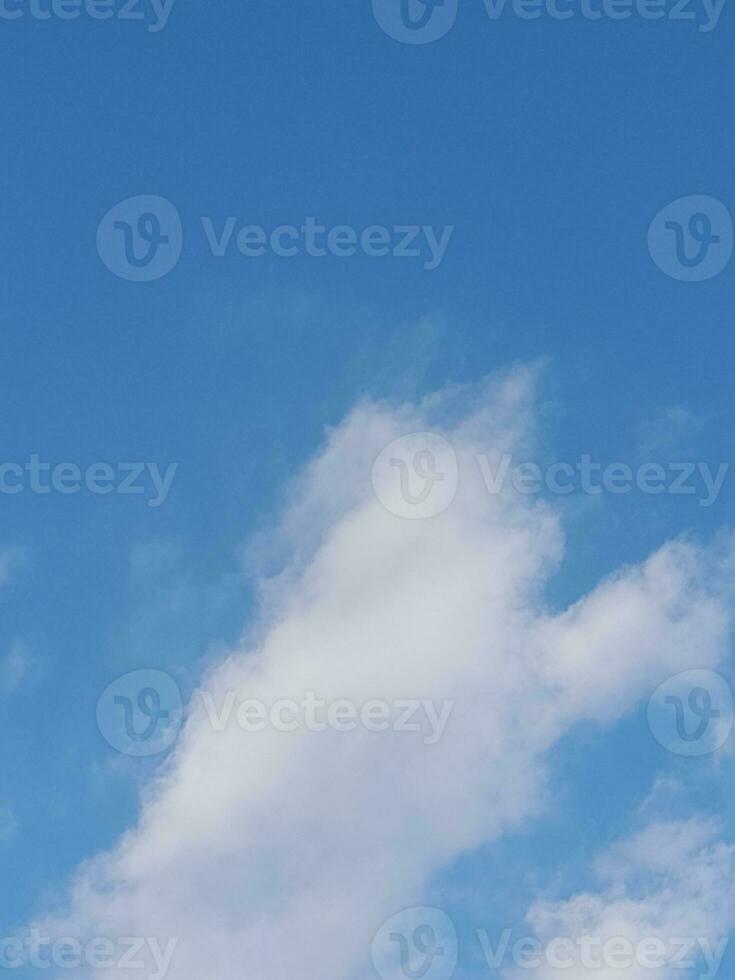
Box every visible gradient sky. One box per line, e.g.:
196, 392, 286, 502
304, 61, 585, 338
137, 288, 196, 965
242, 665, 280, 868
1, 2, 735, 978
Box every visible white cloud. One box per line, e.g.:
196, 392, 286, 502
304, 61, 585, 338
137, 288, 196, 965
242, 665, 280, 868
30, 369, 735, 980
510, 816, 735, 980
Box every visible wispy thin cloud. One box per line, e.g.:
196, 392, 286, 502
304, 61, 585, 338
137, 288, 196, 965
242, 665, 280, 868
0, 547, 27, 588
0, 642, 35, 695
638, 407, 705, 458
0, 802, 18, 845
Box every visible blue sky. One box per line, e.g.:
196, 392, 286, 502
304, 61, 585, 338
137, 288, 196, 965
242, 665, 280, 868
2, 2, 735, 978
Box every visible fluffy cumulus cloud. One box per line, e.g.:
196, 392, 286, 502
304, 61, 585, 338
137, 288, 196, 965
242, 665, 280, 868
29, 369, 735, 979
507, 816, 735, 980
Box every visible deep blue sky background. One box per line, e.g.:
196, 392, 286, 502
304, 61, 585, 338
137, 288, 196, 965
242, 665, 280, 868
1, 0, 734, 964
